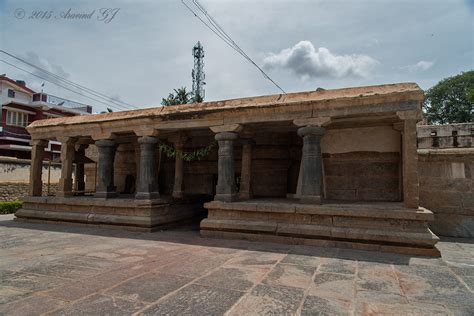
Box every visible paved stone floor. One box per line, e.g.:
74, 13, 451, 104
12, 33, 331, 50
0, 214, 473, 316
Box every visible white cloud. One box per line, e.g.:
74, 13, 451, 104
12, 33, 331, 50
262, 41, 379, 79
401, 60, 435, 72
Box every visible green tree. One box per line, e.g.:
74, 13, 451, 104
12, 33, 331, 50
161, 87, 192, 106
423, 71, 474, 124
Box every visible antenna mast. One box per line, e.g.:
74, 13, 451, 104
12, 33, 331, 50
191, 41, 205, 102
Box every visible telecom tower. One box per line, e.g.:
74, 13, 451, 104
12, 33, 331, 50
191, 41, 205, 103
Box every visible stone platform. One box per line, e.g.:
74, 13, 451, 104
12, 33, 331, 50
202, 199, 440, 256
16, 195, 208, 231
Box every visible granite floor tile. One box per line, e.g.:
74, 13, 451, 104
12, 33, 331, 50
0, 295, 66, 316
228, 284, 305, 316
301, 295, 353, 316
141, 284, 244, 315
0, 270, 64, 291
280, 254, 324, 267
309, 272, 355, 302
319, 258, 357, 275
0, 286, 31, 304
195, 266, 268, 291
48, 293, 145, 316
262, 263, 316, 289
106, 272, 193, 303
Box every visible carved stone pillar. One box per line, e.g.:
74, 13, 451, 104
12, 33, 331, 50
74, 145, 87, 195
95, 139, 118, 198
239, 139, 254, 200
215, 132, 238, 202
170, 134, 187, 199
298, 126, 326, 204
29, 139, 47, 196
57, 137, 77, 197
135, 136, 160, 200
397, 110, 422, 208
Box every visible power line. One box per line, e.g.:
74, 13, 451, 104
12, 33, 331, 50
0, 59, 131, 112
0, 50, 138, 110
181, 0, 286, 94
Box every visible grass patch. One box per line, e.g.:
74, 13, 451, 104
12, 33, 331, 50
0, 201, 22, 214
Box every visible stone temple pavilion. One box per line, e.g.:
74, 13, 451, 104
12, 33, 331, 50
16, 83, 440, 256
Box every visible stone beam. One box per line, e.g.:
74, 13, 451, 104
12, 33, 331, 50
293, 117, 331, 127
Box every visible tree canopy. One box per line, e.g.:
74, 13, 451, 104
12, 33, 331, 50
423, 71, 474, 124
161, 87, 193, 106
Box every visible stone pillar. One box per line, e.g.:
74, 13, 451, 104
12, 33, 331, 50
298, 126, 326, 204
29, 139, 47, 196
397, 110, 422, 208
239, 139, 254, 200
74, 145, 87, 195
57, 137, 77, 197
215, 132, 238, 202
95, 139, 118, 198
135, 136, 160, 200
170, 134, 187, 199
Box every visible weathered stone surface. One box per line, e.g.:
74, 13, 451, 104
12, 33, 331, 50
106, 272, 192, 303
229, 284, 305, 315
0, 215, 472, 315
262, 263, 316, 289
142, 284, 244, 315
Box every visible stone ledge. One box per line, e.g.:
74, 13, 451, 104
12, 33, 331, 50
200, 230, 441, 257
204, 200, 434, 221
201, 218, 438, 248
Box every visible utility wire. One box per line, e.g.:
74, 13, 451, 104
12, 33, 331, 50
181, 0, 286, 94
1, 59, 131, 112
0, 50, 138, 110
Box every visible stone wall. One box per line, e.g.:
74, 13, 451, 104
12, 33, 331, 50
418, 123, 474, 237
0, 183, 58, 202
0, 157, 61, 202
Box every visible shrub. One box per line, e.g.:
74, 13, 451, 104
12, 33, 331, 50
0, 201, 23, 214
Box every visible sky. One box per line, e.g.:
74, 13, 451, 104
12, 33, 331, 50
0, 0, 473, 113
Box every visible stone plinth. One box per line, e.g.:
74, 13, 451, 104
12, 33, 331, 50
16, 195, 208, 231
201, 199, 440, 256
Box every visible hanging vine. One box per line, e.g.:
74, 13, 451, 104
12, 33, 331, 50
158, 141, 217, 162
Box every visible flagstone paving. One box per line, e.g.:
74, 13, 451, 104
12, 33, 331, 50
0, 214, 473, 316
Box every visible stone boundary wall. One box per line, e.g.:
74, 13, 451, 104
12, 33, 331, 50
418, 123, 474, 238
0, 183, 58, 202
0, 157, 60, 202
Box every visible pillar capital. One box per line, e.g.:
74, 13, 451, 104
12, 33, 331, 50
297, 126, 326, 138
31, 139, 48, 147
137, 135, 159, 145
210, 124, 243, 134
215, 132, 239, 141
57, 137, 78, 145
95, 139, 117, 147
396, 110, 423, 122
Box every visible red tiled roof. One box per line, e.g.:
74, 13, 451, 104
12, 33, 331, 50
0, 76, 36, 94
